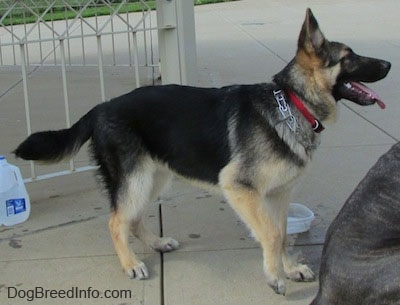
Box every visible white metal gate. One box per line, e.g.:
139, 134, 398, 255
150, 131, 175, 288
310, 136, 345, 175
0, 0, 197, 182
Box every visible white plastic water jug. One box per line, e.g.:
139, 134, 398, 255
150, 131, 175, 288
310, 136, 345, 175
0, 156, 31, 226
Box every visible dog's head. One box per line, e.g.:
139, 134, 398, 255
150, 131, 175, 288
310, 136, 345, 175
274, 8, 391, 122
296, 8, 391, 109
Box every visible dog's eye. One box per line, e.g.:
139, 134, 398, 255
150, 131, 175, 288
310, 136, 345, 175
326, 58, 341, 67
341, 48, 354, 60
340, 52, 354, 64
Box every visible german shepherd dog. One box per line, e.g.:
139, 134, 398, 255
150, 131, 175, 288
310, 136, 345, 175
14, 9, 391, 295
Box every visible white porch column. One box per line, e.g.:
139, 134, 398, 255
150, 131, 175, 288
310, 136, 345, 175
156, 0, 197, 85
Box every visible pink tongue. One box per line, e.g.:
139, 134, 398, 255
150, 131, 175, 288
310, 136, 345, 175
350, 81, 386, 109
376, 99, 386, 109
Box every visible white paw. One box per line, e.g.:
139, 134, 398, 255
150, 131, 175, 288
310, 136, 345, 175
286, 263, 315, 282
152, 237, 180, 253
267, 277, 286, 295
125, 261, 149, 280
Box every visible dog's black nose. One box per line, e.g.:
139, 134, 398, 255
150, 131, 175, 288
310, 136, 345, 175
382, 60, 391, 72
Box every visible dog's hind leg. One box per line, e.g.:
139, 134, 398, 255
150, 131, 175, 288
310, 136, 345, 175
131, 169, 179, 253
108, 159, 156, 280
109, 210, 149, 279
131, 217, 179, 253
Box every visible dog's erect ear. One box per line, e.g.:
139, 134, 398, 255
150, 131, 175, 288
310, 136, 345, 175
298, 8, 326, 53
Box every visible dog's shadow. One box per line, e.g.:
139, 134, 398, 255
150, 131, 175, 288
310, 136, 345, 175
286, 284, 319, 301
161, 240, 321, 302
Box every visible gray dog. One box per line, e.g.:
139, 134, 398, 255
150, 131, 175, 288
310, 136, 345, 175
311, 142, 400, 304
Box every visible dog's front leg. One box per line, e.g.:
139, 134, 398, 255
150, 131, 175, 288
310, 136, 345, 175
282, 251, 315, 282
264, 191, 315, 283
220, 179, 287, 295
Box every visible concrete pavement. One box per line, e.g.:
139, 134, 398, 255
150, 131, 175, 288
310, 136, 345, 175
0, 0, 399, 304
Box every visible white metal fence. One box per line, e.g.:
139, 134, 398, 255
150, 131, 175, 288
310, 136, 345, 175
0, 0, 196, 182
0, 0, 197, 182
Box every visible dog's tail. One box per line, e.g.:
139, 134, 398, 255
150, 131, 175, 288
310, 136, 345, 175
14, 106, 98, 163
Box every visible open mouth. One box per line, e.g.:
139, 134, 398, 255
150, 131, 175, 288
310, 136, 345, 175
336, 81, 386, 109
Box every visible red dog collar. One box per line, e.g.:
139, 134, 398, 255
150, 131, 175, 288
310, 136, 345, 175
285, 90, 325, 133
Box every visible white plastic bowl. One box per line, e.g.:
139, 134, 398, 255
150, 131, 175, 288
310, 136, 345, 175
286, 203, 314, 235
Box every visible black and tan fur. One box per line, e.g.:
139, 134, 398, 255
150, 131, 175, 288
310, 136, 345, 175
14, 9, 391, 295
